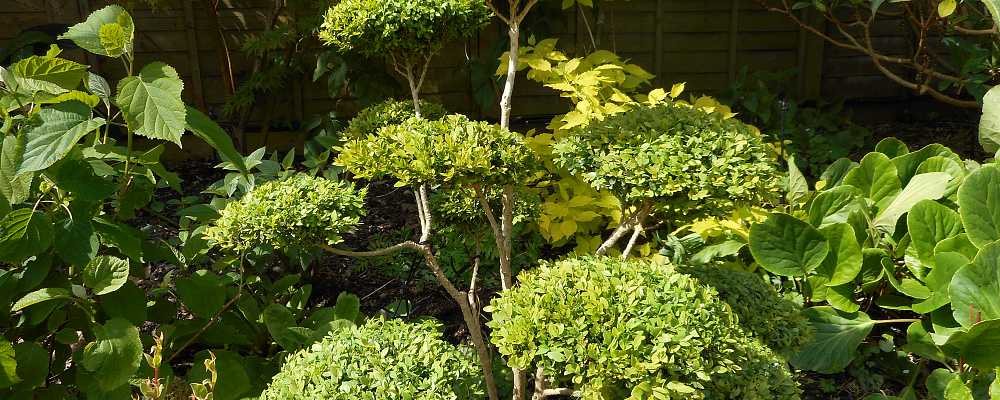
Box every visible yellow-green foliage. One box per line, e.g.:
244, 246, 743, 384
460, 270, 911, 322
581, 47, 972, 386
337, 114, 536, 187
553, 101, 780, 218
205, 174, 366, 254
319, 0, 491, 65
260, 318, 484, 400
678, 265, 813, 357
344, 99, 448, 139
488, 257, 801, 400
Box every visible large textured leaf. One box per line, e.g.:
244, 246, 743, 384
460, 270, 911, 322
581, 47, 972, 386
820, 158, 858, 188
81, 318, 142, 391
750, 213, 829, 276
116, 62, 186, 145
0, 339, 17, 389
54, 214, 98, 267
817, 223, 862, 287
188, 351, 250, 400
12, 342, 48, 391
185, 106, 246, 174
981, 85, 1000, 154
83, 255, 130, 296
0, 135, 33, 204
17, 101, 105, 174
907, 200, 963, 268
9, 55, 88, 93
843, 152, 901, 209
93, 218, 144, 262
950, 241, 1000, 327
892, 144, 960, 187
59, 5, 134, 57
873, 172, 952, 233
0, 209, 53, 263
790, 307, 874, 373
808, 185, 864, 228
263, 304, 308, 350
175, 270, 226, 318
943, 319, 1000, 370
87, 72, 112, 106
334, 292, 360, 322
875, 137, 910, 158
958, 166, 1000, 248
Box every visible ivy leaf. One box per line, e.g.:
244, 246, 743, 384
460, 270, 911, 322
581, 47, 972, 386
790, 307, 874, 373
116, 62, 186, 145
59, 5, 134, 57
81, 318, 142, 391
749, 213, 829, 276
949, 241, 1000, 327
82, 255, 130, 296
0, 209, 54, 263
16, 101, 106, 174
958, 165, 1000, 248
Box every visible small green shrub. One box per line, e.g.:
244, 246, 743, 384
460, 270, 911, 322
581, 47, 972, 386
345, 99, 448, 139
259, 318, 484, 400
337, 114, 536, 187
488, 257, 801, 400
553, 101, 779, 219
677, 265, 813, 357
318, 0, 491, 65
205, 174, 366, 254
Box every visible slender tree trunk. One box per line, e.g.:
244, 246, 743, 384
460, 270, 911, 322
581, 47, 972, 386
500, 23, 519, 130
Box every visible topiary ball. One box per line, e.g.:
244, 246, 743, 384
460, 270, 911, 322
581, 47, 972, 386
552, 101, 780, 220
319, 0, 491, 65
488, 257, 801, 399
205, 174, 366, 254
337, 114, 537, 187
678, 264, 813, 357
345, 99, 449, 139
259, 318, 484, 400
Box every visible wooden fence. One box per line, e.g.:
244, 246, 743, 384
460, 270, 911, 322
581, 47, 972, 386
3, 0, 913, 125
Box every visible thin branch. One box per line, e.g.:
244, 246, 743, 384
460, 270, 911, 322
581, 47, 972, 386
320, 242, 422, 258
542, 388, 579, 397
621, 223, 642, 259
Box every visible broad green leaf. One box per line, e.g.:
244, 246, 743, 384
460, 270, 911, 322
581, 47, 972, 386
81, 318, 142, 391
873, 172, 952, 233
185, 106, 247, 174
59, 5, 134, 57
913, 252, 969, 314
915, 156, 964, 197
943, 319, 1000, 370
950, 241, 1000, 327
100, 281, 147, 325
985, 0, 1000, 28
9, 55, 88, 93
188, 351, 250, 400
893, 144, 960, 187
875, 137, 909, 158
0, 209, 53, 263
927, 368, 957, 400
175, 270, 226, 318
817, 223, 862, 286
884, 258, 932, 299
787, 155, 808, 205
12, 342, 48, 390
907, 200, 963, 268
843, 152, 901, 209
0, 135, 32, 205
935, 234, 979, 260
808, 185, 864, 228
93, 218, 144, 262
83, 255, 130, 295
334, 292, 360, 322
944, 377, 974, 400
0, 339, 18, 389
12, 288, 71, 311
263, 304, 307, 350
52, 158, 117, 202
991, 368, 1000, 398
87, 72, 112, 106
958, 166, 1000, 248
820, 158, 858, 188
902, 321, 946, 363
983, 86, 1000, 154
17, 101, 105, 174
749, 213, 829, 276
790, 306, 874, 373
116, 62, 186, 145
938, 0, 957, 17
809, 275, 860, 312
